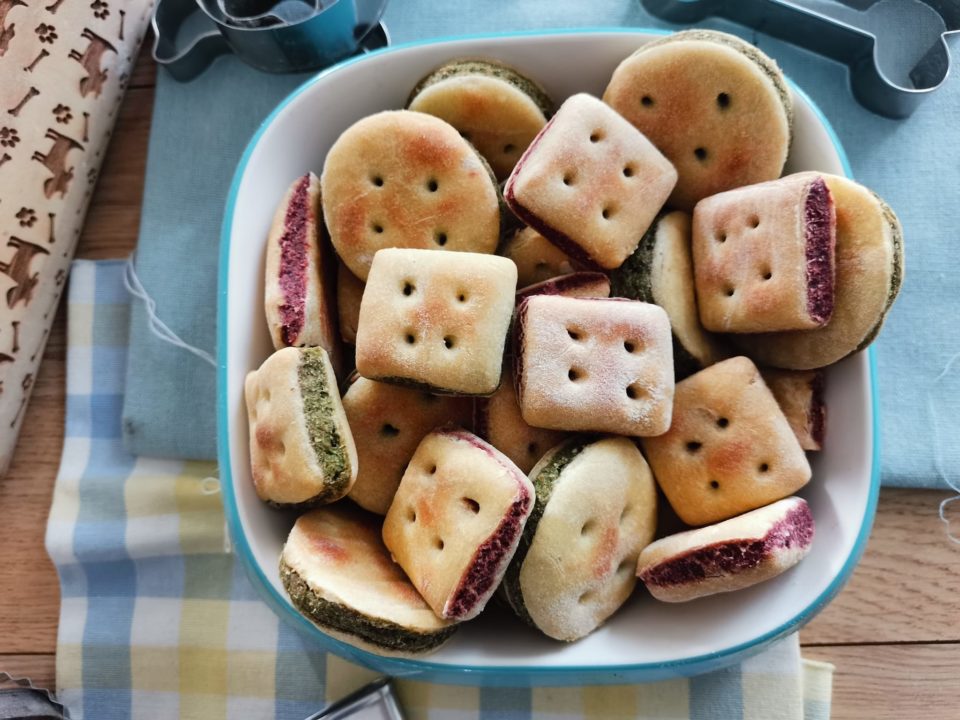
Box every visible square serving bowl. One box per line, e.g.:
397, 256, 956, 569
218, 29, 879, 686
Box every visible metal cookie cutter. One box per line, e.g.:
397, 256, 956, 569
152, 0, 390, 81
642, 0, 960, 118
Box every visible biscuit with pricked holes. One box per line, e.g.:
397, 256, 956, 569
382, 429, 534, 621
356, 248, 517, 396
604, 29, 792, 210
504, 93, 677, 270
263, 173, 342, 374
693, 174, 836, 333
761, 368, 826, 451
641, 356, 810, 526
407, 59, 554, 181
244, 347, 357, 507
515, 295, 674, 436
321, 110, 500, 280
280, 504, 457, 654
343, 376, 473, 515
637, 497, 814, 602
500, 226, 576, 286
476, 367, 568, 474
502, 436, 658, 641
336, 262, 364, 345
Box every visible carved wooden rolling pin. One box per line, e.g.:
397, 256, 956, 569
0, 0, 154, 475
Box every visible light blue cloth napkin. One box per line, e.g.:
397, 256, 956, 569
122, 0, 960, 489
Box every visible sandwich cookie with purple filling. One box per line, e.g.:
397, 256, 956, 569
503, 436, 658, 641
245, 347, 357, 508
382, 428, 534, 621
281, 504, 457, 655
761, 368, 827, 451
637, 496, 814, 602
500, 226, 576, 287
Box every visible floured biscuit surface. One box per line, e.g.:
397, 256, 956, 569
477, 368, 568, 474
344, 376, 473, 515
641, 356, 810, 526
244, 347, 357, 507
693, 174, 836, 333
501, 227, 576, 286
637, 497, 814, 602
264, 173, 342, 370
321, 110, 500, 280
515, 296, 674, 436
504, 436, 658, 641
382, 429, 534, 621
733, 173, 904, 369
604, 30, 792, 210
504, 93, 677, 269
355, 248, 517, 395
281, 505, 456, 653
337, 262, 365, 345
761, 368, 826, 451
408, 59, 553, 181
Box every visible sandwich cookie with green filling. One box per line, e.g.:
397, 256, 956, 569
604, 29, 793, 210
244, 346, 357, 507
733, 173, 903, 369
502, 436, 658, 641
408, 59, 554, 182
280, 504, 457, 655
610, 211, 728, 379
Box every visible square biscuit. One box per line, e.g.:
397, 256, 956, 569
761, 368, 826, 451
355, 248, 517, 395
641, 356, 811, 526
382, 429, 534, 621
504, 93, 677, 270
692, 173, 836, 333
515, 296, 674, 436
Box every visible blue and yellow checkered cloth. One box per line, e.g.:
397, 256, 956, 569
45, 260, 834, 719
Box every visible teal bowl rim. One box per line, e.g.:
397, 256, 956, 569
217, 27, 879, 686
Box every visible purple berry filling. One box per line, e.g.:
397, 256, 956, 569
278, 175, 312, 346
641, 502, 814, 588
804, 178, 835, 325
810, 370, 827, 448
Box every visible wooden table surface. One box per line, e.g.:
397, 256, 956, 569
2, 47, 959, 720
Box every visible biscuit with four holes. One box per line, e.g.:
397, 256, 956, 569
476, 368, 568, 474
761, 368, 826, 451
610, 211, 728, 379
356, 248, 517, 396
337, 262, 364, 345
637, 497, 814, 603
733, 173, 904, 369
503, 436, 658, 641
281, 504, 457, 654
321, 110, 501, 280
343, 376, 473, 515
504, 93, 677, 270
382, 429, 534, 621
244, 347, 357, 507
515, 296, 674, 436
604, 29, 792, 210
264, 173, 342, 374
407, 59, 554, 181
693, 174, 836, 333
500, 226, 576, 286
641, 356, 811, 526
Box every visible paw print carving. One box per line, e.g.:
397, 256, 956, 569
0, 127, 19, 148
16, 208, 37, 227
53, 104, 72, 124
35, 23, 57, 44
91, 0, 110, 19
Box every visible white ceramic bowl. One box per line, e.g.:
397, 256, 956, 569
218, 30, 879, 686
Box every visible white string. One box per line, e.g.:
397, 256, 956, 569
927, 351, 960, 544
123, 256, 217, 368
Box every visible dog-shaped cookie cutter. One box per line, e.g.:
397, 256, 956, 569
642, 0, 960, 118
152, 0, 389, 81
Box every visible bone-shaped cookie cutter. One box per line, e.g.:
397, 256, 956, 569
642, 0, 960, 118
152, 0, 389, 81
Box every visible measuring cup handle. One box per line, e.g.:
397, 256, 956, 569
152, 0, 232, 81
